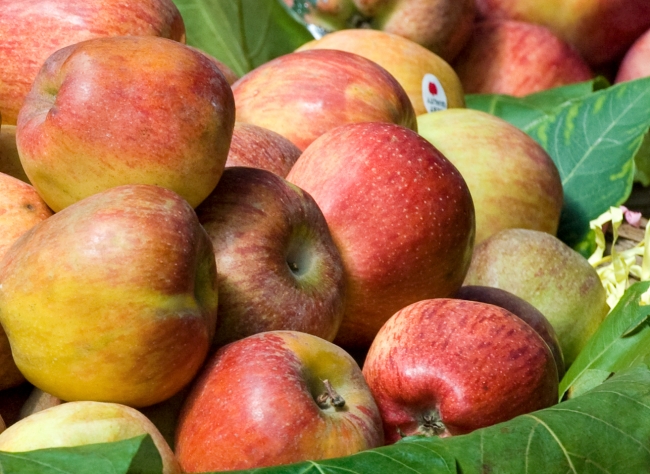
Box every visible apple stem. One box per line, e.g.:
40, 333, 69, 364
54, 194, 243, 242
420, 410, 446, 437
316, 379, 346, 409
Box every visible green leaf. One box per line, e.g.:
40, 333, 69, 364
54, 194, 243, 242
467, 77, 650, 247
559, 280, 650, 399
0, 434, 162, 474
172, 0, 313, 77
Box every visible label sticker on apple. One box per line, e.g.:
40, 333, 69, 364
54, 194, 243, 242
422, 74, 448, 113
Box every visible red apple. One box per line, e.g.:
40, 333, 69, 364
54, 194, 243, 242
475, 0, 650, 66
175, 330, 384, 472
453, 20, 593, 97
615, 27, 650, 83
16, 35, 235, 212
454, 285, 565, 378
0, 184, 218, 407
0, 0, 185, 125
232, 49, 416, 151
363, 298, 559, 444
195, 167, 346, 346
225, 123, 302, 177
296, 28, 466, 116
286, 122, 475, 349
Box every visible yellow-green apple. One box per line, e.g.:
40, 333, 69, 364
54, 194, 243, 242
615, 27, 650, 83
175, 330, 384, 472
285, 0, 475, 62
0, 173, 52, 392
0, 125, 28, 183
296, 29, 466, 116
464, 228, 610, 366
475, 0, 650, 66
453, 20, 593, 96
454, 285, 565, 378
0, 184, 218, 408
196, 167, 346, 346
363, 298, 558, 444
225, 123, 302, 177
0, 0, 185, 126
417, 109, 563, 244
16, 35, 235, 212
0, 401, 181, 474
232, 49, 416, 151
286, 122, 475, 349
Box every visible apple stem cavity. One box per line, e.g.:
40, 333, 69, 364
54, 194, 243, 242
419, 410, 446, 437
316, 379, 346, 409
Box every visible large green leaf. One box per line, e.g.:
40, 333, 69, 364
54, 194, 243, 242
0, 434, 162, 474
467, 77, 650, 247
559, 280, 650, 399
172, 0, 313, 77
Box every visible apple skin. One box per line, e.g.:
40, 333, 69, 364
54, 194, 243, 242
286, 122, 475, 349
0, 125, 29, 183
0, 184, 218, 408
0, 401, 181, 474
296, 29, 466, 116
362, 298, 559, 444
453, 20, 593, 97
225, 123, 302, 178
195, 167, 346, 346
417, 109, 563, 244
463, 228, 610, 366
16, 35, 235, 212
475, 0, 650, 66
0, 0, 185, 125
232, 49, 417, 151
615, 27, 650, 83
175, 330, 384, 472
454, 285, 565, 378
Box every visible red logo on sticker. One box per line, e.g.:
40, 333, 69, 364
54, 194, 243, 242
428, 82, 438, 95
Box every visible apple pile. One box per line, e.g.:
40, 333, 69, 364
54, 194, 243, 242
0, 0, 649, 473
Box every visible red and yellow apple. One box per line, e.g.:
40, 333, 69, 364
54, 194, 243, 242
16, 35, 235, 212
615, 27, 650, 83
0, 184, 218, 407
0, 0, 185, 125
0, 125, 28, 183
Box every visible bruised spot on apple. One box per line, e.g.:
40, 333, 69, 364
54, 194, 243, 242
363, 298, 559, 444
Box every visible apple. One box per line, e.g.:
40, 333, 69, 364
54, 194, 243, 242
296, 28, 466, 116
18, 388, 63, 421
0, 125, 28, 183
16, 35, 235, 212
0, 184, 219, 408
175, 330, 384, 472
225, 123, 302, 177
285, 0, 475, 62
474, 0, 650, 66
363, 298, 559, 444
615, 27, 650, 83
453, 19, 593, 97
232, 49, 416, 151
463, 228, 610, 366
454, 285, 565, 378
0, 401, 181, 474
0, 0, 185, 125
286, 122, 475, 350
0, 384, 33, 429
417, 108, 564, 244
195, 167, 346, 347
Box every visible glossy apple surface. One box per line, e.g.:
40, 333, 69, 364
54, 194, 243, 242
417, 108, 563, 244
0, 185, 218, 407
0, 401, 181, 474
232, 49, 416, 151
16, 35, 235, 212
287, 122, 475, 349
175, 330, 384, 472
196, 167, 346, 346
0, 0, 185, 125
453, 19, 593, 96
225, 123, 302, 177
297, 28, 466, 116
363, 298, 559, 444
616, 27, 650, 83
